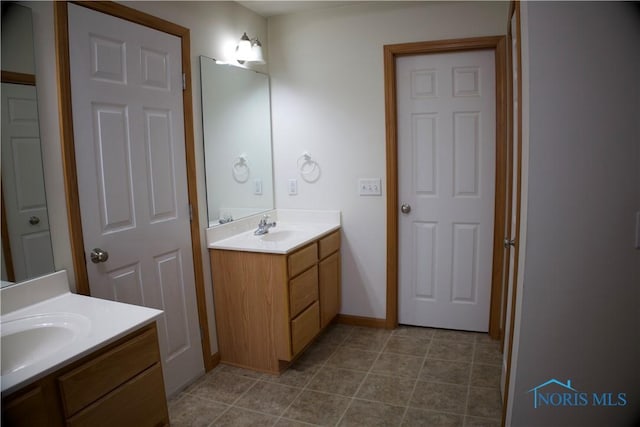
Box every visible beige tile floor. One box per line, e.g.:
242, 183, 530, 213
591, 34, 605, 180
169, 324, 503, 427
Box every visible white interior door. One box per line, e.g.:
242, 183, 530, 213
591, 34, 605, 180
1, 82, 54, 282
68, 4, 203, 395
397, 49, 496, 331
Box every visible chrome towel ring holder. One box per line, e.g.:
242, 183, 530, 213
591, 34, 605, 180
232, 154, 250, 183
297, 152, 321, 183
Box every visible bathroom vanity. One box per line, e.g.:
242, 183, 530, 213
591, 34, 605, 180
208, 210, 341, 374
1, 271, 168, 427
2, 324, 167, 427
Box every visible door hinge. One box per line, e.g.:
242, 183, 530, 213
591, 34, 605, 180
188, 204, 193, 221
182, 73, 186, 90
199, 325, 204, 341
504, 238, 516, 248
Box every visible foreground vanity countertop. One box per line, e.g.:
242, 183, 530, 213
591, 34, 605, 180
0, 271, 162, 395
207, 209, 341, 254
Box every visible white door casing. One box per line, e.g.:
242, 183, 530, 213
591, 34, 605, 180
397, 50, 496, 331
68, 4, 203, 395
1, 82, 55, 281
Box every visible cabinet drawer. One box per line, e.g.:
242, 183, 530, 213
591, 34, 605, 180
290, 265, 318, 318
58, 326, 160, 417
1, 385, 49, 427
66, 364, 167, 427
319, 231, 340, 259
288, 242, 317, 277
291, 301, 320, 355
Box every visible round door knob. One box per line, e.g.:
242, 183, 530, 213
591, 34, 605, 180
29, 216, 40, 225
400, 203, 412, 214
90, 248, 109, 264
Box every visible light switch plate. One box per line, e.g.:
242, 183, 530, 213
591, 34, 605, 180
253, 179, 263, 195
288, 179, 298, 195
359, 178, 382, 196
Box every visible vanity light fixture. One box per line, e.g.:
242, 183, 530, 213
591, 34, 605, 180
236, 32, 265, 65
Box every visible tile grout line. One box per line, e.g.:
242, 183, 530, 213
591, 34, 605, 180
172, 368, 234, 427
273, 325, 355, 426
206, 372, 263, 427
398, 330, 435, 426
333, 328, 396, 426
462, 338, 478, 426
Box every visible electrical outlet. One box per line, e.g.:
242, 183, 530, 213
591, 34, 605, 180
288, 179, 298, 195
253, 179, 263, 195
359, 178, 382, 196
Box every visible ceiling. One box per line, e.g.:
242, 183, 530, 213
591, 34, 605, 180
236, 1, 365, 18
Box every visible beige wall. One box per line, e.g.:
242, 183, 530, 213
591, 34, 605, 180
268, 1, 509, 319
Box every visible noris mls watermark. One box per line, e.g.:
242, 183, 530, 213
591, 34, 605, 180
528, 379, 628, 409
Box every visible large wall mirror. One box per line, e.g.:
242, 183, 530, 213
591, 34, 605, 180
200, 56, 274, 227
1, 2, 55, 285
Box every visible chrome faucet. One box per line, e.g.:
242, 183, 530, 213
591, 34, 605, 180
254, 214, 276, 235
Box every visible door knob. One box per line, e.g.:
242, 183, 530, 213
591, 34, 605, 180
400, 203, 412, 214
29, 216, 40, 225
90, 248, 109, 264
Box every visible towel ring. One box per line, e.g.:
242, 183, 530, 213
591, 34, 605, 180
297, 152, 321, 183
232, 155, 250, 183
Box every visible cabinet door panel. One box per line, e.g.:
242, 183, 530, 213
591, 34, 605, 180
319, 252, 340, 328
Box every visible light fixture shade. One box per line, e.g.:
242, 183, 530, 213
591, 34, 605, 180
236, 32, 266, 64
236, 32, 253, 62
251, 39, 265, 64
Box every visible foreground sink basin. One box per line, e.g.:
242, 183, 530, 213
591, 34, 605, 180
1, 313, 91, 375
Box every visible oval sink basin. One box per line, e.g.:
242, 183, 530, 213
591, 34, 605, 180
259, 230, 299, 242
1, 313, 91, 376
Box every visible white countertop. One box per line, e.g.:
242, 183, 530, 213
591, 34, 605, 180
207, 209, 341, 254
1, 271, 162, 395
210, 222, 340, 254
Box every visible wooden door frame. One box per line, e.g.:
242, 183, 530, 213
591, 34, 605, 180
53, 1, 213, 371
501, 2, 523, 424
384, 36, 507, 339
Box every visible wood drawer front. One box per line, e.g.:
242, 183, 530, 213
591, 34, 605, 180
289, 265, 319, 318
66, 364, 167, 427
58, 327, 159, 417
291, 301, 320, 355
319, 231, 340, 259
288, 243, 317, 277
1, 385, 49, 427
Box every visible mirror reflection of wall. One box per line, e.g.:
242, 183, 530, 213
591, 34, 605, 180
200, 56, 274, 227
1, 2, 55, 284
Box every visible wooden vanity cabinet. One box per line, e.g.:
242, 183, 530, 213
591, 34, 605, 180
1, 323, 168, 427
211, 229, 341, 374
